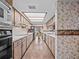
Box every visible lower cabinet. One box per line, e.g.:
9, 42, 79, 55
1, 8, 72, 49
22, 38, 27, 55
22, 54, 26, 59
13, 34, 33, 59
13, 37, 27, 59
27, 34, 33, 47
45, 35, 55, 56
52, 37, 55, 55
13, 40, 22, 59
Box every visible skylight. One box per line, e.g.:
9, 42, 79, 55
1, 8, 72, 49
24, 13, 46, 22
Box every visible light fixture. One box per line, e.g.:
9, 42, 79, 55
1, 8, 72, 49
24, 13, 46, 19
24, 12, 46, 22
30, 19, 43, 22
29, 18, 44, 20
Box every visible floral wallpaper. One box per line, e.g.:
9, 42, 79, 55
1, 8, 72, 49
57, 0, 79, 59
57, 36, 79, 59
57, 0, 79, 30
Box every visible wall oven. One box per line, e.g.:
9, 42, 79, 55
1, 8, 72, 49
0, 29, 12, 59
0, 1, 12, 59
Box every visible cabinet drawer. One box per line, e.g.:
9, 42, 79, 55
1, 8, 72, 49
14, 39, 21, 47
21, 38, 26, 43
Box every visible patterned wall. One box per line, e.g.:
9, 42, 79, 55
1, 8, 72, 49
57, 36, 79, 59
57, 0, 79, 30
57, 0, 79, 59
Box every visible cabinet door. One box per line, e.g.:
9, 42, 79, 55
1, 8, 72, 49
13, 40, 22, 59
46, 36, 49, 46
27, 34, 32, 47
49, 36, 52, 51
6, 0, 13, 5
14, 10, 21, 27
27, 35, 29, 47
22, 37, 27, 55
52, 37, 55, 55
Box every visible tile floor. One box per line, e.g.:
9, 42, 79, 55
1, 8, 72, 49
23, 37, 55, 59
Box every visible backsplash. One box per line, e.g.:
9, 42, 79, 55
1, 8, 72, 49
57, 0, 79, 30
13, 27, 27, 36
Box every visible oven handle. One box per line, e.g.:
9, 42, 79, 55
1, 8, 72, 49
0, 36, 12, 40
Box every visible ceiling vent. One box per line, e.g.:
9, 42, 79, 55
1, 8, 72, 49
28, 5, 36, 9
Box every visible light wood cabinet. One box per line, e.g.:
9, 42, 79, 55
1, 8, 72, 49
52, 37, 55, 55
22, 54, 26, 59
27, 34, 33, 47
45, 35, 55, 56
13, 34, 33, 59
22, 37, 27, 55
13, 40, 22, 59
49, 36, 52, 51
14, 10, 21, 27
6, 0, 13, 5
46, 15, 55, 30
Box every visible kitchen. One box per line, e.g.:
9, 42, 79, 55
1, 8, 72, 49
0, 0, 79, 59
0, 0, 56, 59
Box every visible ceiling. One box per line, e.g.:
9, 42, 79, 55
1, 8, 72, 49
13, 0, 56, 25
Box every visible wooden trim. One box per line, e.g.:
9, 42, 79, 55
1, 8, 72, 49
57, 30, 79, 35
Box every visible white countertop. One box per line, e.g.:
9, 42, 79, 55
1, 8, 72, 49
13, 33, 33, 42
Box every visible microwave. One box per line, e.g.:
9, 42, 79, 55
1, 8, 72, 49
0, 1, 11, 24
0, 1, 12, 30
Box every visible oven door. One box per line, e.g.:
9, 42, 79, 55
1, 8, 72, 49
0, 35, 12, 59
0, 49, 8, 59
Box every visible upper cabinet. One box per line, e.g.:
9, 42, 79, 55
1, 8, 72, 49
21, 16, 27, 28
14, 10, 21, 27
46, 15, 55, 30
12, 8, 31, 29
6, 0, 13, 6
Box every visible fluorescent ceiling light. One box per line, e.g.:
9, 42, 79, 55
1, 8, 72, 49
24, 13, 46, 19
30, 19, 43, 22
24, 13, 46, 23
29, 18, 44, 19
